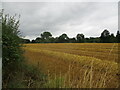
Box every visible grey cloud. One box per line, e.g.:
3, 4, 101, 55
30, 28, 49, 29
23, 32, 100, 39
3, 2, 118, 40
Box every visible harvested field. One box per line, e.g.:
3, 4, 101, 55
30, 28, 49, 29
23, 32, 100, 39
23, 43, 119, 88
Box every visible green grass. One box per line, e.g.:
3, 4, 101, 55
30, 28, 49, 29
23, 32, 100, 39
43, 77, 65, 88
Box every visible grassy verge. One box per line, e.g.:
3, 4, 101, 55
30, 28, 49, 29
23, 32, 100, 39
4, 62, 47, 88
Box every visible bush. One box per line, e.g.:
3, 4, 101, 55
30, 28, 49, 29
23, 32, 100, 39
2, 13, 24, 87
2, 13, 47, 88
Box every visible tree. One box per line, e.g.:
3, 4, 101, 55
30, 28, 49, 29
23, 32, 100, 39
100, 29, 110, 43
31, 40, 36, 43
21, 39, 30, 43
49, 37, 55, 43
116, 30, 120, 43
40, 32, 53, 43
110, 33, 115, 43
35, 37, 42, 43
57, 33, 69, 43
69, 38, 76, 43
41, 32, 52, 40
76, 34, 84, 43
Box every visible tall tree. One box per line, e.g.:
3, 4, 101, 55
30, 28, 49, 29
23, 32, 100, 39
100, 29, 110, 43
116, 30, 120, 43
76, 34, 84, 43
40, 32, 52, 43
57, 33, 69, 43
41, 32, 52, 40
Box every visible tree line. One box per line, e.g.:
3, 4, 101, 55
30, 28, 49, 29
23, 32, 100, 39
22, 29, 120, 43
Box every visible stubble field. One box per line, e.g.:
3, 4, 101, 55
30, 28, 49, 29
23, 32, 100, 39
23, 43, 119, 88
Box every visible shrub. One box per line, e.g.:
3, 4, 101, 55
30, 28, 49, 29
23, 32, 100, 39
2, 12, 23, 87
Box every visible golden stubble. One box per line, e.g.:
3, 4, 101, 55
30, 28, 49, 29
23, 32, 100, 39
23, 43, 119, 88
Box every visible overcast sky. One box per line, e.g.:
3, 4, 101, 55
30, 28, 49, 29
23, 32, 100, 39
3, 2, 118, 40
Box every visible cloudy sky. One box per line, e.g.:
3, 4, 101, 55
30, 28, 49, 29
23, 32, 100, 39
3, 2, 118, 40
